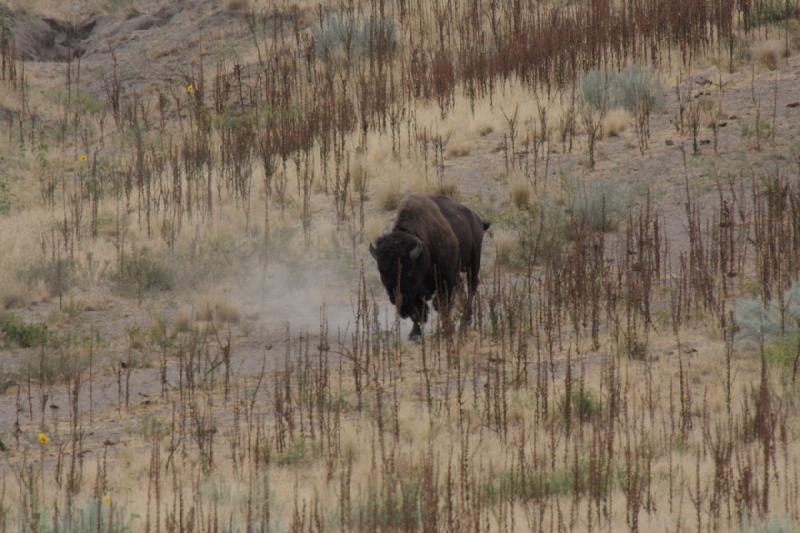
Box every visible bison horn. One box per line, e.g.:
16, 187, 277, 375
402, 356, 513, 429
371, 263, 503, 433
409, 240, 423, 260
369, 243, 378, 259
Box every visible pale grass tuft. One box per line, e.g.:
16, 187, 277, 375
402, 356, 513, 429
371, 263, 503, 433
754, 40, 782, 71
407, 172, 436, 195
704, 108, 728, 129
124, 7, 142, 19
0, 272, 27, 310
510, 179, 532, 210
196, 297, 241, 324
517, 128, 534, 148
445, 138, 474, 159
373, 175, 404, 211
602, 108, 630, 138
223, 0, 250, 10
358, 135, 394, 182
493, 228, 517, 266
351, 159, 368, 193
364, 217, 387, 244
173, 312, 194, 333
434, 180, 459, 199
313, 219, 340, 256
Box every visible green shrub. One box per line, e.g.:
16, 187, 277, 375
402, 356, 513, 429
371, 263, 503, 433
20, 259, 77, 296
741, 119, 772, 141
560, 386, 602, 423
138, 414, 171, 441
764, 336, 799, 369
178, 234, 250, 287
16, 334, 89, 386
148, 316, 176, 350
722, 35, 753, 62
741, 514, 799, 533
580, 69, 608, 110
490, 197, 570, 269
581, 65, 663, 113
0, 369, 16, 394
0, 177, 10, 215
735, 284, 800, 372
0, 6, 12, 38
312, 11, 397, 61
567, 178, 622, 233
275, 437, 322, 467
0, 314, 48, 348
751, 0, 798, 26
351, 466, 432, 531
15, 496, 140, 533
734, 291, 795, 342
54, 90, 105, 116
111, 247, 175, 294
483, 462, 604, 503
613, 65, 663, 112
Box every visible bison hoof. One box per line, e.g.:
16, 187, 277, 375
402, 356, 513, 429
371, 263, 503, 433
409, 324, 422, 342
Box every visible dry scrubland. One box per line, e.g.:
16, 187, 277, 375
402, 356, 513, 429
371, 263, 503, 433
1, 0, 800, 531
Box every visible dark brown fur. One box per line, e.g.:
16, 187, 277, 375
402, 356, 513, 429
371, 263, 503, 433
371, 194, 489, 339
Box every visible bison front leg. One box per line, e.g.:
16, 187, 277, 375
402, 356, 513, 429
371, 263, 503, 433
409, 300, 429, 341
410, 322, 422, 341
463, 254, 482, 326
433, 286, 457, 338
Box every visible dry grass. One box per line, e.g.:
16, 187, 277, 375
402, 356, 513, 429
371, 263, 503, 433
0, 279, 27, 310
602, 108, 631, 137
372, 175, 404, 211
510, 179, 532, 210
492, 228, 516, 266
214, 300, 241, 324
196, 296, 241, 324
2, 0, 800, 530
364, 216, 388, 243
406, 171, 438, 195
445, 138, 474, 158
433, 179, 460, 198
223, 0, 250, 10
754, 40, 782, 71
312, 218, 341, 256
351, 158, 368, 193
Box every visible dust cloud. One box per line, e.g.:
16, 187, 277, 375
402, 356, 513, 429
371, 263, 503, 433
231, 252, 414, 346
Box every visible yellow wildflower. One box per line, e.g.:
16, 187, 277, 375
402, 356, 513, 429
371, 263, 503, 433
103, 495, 112, 506
186, 83, 194, 94
38, 432, 49, 445
79, 154, 88, 162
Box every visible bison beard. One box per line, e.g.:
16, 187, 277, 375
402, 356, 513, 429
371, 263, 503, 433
370, 194, 490, 340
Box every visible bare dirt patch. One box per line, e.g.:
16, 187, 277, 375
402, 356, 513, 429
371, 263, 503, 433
13, 15, 96, 61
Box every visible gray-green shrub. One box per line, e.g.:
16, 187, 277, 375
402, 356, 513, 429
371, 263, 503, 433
312, 11, 397, 61
581, 65, 663, 113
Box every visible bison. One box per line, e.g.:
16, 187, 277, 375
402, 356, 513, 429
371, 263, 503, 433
369, 194, 490, 340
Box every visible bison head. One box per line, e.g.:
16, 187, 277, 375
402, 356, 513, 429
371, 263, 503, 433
370, 232, 427, 320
